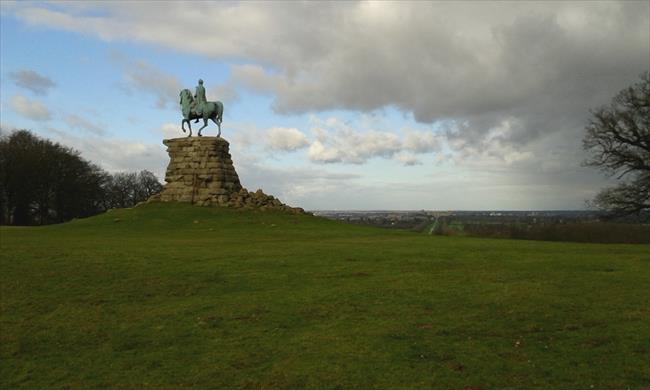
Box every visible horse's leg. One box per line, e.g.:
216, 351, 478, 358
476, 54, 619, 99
197, 118, 208, 136
182, 119, 191, 135
187, 119, 193, 137
210, 117, 221, 137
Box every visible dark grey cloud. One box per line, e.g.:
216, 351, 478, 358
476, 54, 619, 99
226, 2, 648, 156
15, 1, 647, 154
9, 69, 56, 95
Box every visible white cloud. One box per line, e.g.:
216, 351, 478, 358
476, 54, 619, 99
159, 122, 182, 139
45, 127, 167, 178
63, 113, 105, 135
395, 153, 422, 166
236, 153, 606, 210
234, 117, 442, 165
265, 126, 309, 151
234, 157, 363, 209
227, 122, 264, 150
308, 140, 342, 164
10, 95, 52, 121
305, 118, 442, 165
206, 83, 239, 105
9, 69, 56, 95
403, 130, 442, 154
308, 129, 402, 164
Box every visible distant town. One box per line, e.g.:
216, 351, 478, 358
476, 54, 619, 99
312, 210, 601, 231
311, 209, 649, 243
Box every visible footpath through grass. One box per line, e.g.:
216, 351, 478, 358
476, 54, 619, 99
1, 203, 649, 389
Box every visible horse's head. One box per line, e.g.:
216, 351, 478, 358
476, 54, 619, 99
179, 89, 193, 104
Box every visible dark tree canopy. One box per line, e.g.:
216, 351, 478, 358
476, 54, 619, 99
583, 72, 650, 219
0, 130, 163, 225
0, 130, 107, 224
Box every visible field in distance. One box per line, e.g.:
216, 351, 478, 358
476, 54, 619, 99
1, 203, 649, 388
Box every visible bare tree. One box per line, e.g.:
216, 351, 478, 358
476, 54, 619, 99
583, 72, 650, 219
103, 170, 163, 209
137, 170, 163, 200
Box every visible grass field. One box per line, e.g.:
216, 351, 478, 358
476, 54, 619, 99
1, 203, 649, 389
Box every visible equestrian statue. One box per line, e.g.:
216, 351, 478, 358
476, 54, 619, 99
179, 79, 224, 137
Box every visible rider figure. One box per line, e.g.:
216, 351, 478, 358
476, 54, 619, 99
194, 79, 207, 123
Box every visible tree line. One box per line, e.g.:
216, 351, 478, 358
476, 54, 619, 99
0, 130, 162, 225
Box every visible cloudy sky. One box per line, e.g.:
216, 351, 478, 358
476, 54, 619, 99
1, 1, 648, 210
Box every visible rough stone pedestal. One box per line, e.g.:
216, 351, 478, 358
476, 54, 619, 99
151, 137, 303, 212
157, 137, 241, 206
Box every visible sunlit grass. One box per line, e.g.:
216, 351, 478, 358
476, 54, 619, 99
1, 203, 649, 388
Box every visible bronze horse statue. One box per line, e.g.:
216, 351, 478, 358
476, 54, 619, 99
179, 89, 223, 137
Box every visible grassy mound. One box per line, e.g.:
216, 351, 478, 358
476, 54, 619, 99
1, 203, 649, 388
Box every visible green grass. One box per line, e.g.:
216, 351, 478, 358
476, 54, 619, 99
1, 203, 649, 389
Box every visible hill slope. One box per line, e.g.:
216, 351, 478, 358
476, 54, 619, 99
1, 203, 649, 388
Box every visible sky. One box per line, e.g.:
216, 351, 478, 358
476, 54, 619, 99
1, 1, 649, 211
